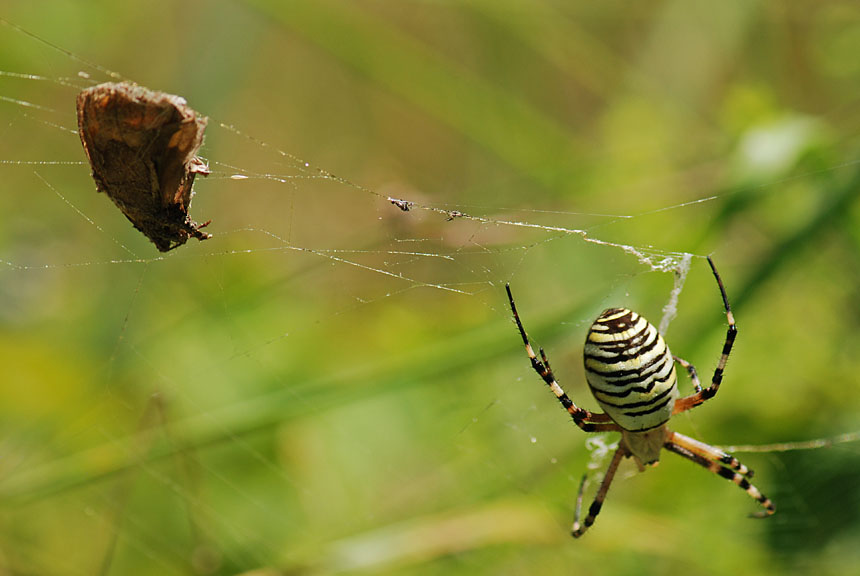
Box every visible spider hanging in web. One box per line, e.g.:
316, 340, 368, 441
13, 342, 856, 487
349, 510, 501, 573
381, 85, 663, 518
506, 257, 775, 538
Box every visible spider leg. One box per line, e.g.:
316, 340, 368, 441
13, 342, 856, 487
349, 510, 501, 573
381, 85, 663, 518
669, 431, 753, 477
665, 431, 775, 517
572, 446, 627, 538
506, 284, 615, 432
674, 256, 737, 414
673, 355, 702, 393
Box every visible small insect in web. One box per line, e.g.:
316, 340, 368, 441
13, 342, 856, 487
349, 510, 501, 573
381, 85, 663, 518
388, 197, 413, 212
506, 257, 774, 538
76, 82, 212, 252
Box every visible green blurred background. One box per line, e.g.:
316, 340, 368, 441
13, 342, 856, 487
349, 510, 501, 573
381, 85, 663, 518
1, 1, 859, 575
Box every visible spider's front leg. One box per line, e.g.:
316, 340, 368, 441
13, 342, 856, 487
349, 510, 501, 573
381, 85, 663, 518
665, 431, 775, 516
674, 257, 737, 414
572, 445, 627, 537
506, 284, 617, 433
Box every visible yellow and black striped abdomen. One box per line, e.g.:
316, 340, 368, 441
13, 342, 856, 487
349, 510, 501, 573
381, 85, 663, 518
583, 308, 678, 432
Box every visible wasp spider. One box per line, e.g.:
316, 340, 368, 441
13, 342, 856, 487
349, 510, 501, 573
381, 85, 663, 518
506, 257, 774, 538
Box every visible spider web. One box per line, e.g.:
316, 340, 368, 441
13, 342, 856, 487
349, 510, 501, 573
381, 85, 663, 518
2, 3, 860, 576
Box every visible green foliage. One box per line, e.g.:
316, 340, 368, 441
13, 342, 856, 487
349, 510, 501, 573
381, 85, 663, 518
1, 1, 859, 575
